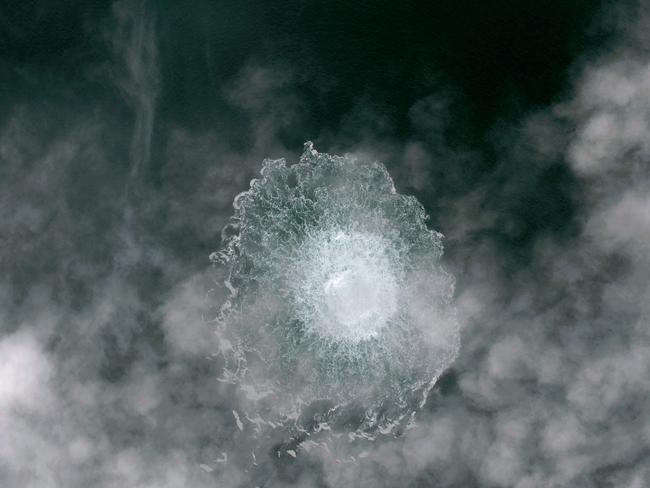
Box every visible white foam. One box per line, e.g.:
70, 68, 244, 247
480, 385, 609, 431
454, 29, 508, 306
291, 230, 398, 342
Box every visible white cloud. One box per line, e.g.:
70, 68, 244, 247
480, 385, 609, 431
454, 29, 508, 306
0, 330, 52, 412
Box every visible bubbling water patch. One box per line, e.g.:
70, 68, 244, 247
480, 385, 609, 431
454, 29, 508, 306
212, 142, 459, 460
291, 230, 399, 342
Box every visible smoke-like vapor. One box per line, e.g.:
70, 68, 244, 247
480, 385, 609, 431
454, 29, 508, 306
110, 0, 159, 180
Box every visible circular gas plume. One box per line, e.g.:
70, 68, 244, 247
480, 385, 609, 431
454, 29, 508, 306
213, 142, 459, 435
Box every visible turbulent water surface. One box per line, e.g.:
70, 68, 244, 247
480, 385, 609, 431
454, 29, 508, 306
212, 143, 459, 450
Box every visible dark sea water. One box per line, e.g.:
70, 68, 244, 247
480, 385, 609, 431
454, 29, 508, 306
2, 1, 649, 487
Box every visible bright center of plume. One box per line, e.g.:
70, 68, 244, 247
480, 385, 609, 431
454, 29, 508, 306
291, 230, 399, 342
